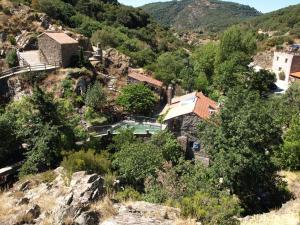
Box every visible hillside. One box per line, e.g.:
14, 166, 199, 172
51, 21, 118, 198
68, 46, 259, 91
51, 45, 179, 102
239, 4, 300, 52
241, 4, 300, 35
141, 0, 261, 33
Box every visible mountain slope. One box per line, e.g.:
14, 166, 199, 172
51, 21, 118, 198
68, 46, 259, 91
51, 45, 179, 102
141, 0, 261, 33
241, 4, 300, 35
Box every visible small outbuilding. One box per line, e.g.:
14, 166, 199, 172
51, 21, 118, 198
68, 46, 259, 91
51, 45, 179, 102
38, 32, 79, 67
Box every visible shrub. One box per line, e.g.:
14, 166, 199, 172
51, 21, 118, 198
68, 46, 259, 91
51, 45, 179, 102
279, 71, 286, 81
5, 49, 19, 68
21, 71, 47, 85
61, 149, 111, 177
116, 83, 158, 115
113, 142, 164, 182
85, 81, 106, 111
7, 35, 16, 45
115, 187, 142, 202
180, 191, 241, 225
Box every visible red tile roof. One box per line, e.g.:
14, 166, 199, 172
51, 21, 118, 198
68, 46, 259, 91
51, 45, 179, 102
128, 72, 163, 87
42, 32, 78, 44
291, 72, 300, 79
193, 92, 218, 119
161, 92, 218, 121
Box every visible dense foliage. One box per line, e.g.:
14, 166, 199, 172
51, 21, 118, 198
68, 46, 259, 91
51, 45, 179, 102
61, 149, 111, 176
5, 49, 19, 68
141, 0, 260, 33
116, 83, 158, 115
15, 0, 185, 68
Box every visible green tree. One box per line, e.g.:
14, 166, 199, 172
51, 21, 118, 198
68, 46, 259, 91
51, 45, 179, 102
154, 50, 187, 85
5, 49, 19, 68
5, 87, 75, 176
0, 114, 22, 167
150, 130, 183, 164
274, 116, 300, 170
113, 142, 164, 183
85, 81, 106, 111
192, 42, 218, 82
199, 89, 285, 213
245, 69, 276, 95
116, 83, 157, 115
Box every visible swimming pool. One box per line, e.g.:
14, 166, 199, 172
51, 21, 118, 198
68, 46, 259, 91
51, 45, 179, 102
113, 122, 164, 135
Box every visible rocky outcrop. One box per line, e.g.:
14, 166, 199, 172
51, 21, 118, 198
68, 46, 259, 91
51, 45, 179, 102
0, 168, 105, 225
16, 31, 38, 51
101, 201, 181, 225
103, 48, 130, 77
0, 168, 186, 225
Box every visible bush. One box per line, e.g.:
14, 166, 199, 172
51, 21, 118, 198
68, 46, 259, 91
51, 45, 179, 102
116, 83, 158, 115
115, 187, 142, 202
7, 35, 16, 45
113, 142, 164, 183
85, 81, 106, 111
279, 71, 286, 81
180, 191, 241, 225
21, 71, 47, 85
5, 49, 19, 68
61, 149, 111, 177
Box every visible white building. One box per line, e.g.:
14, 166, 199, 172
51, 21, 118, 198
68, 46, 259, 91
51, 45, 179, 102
272, 51, 300, 92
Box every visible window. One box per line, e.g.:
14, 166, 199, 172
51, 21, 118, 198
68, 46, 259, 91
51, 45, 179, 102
277, 57, 279, 61
285, 58, 288, 63
279, 67, 282, 71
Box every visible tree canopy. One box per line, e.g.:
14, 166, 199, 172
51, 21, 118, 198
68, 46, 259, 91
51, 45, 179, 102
116, 83, 157, 115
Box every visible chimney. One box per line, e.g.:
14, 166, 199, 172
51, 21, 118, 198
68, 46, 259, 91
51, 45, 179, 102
95, 42, 103, 61
167, 85, 174, 105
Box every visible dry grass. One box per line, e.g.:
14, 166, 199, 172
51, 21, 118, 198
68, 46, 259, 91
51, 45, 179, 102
90, 196, 118, 220
36, 194, 57, 212
40, 217, 55, 225
174, 218, 198, 225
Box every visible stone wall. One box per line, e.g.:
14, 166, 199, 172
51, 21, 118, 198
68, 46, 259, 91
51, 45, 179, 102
38, 34, 62, 66
180, 113, 202, 142
61, 43, 79, 67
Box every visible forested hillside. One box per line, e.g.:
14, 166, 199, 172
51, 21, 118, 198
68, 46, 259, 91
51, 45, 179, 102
242, 4, 300, 35
239, 4, 300, 51
141, 0, 261, 33
8, 0, 185, 67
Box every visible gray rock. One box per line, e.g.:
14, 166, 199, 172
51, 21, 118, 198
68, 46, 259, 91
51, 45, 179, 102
75, 211, 99, 225
26, 204, 41, 219
17, 197, 30, 205
19, 180, 31, 192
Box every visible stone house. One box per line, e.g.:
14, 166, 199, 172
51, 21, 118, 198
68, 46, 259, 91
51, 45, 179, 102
127, 68, 163, 93
160, 92, 218, 161
38, 32, 79, 67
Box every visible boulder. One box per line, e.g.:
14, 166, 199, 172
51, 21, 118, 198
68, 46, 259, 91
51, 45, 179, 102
16, 31, 38, 50
103, 48, 130, 77
75, 211, 99, 225
25, 204, 41, 219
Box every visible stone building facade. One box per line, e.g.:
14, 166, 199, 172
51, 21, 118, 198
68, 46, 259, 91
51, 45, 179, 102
38, 32, 79, 67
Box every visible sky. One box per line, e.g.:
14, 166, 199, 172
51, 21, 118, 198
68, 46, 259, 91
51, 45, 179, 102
118, 0, 300, 13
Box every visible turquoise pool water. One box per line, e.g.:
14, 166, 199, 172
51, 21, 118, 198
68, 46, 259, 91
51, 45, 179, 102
112, 122, 163, 135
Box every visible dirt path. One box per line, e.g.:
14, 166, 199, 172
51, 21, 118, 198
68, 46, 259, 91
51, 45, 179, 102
241, 171, 300, 225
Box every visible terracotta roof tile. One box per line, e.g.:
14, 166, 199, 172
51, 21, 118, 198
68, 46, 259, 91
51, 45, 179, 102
193, 92, 218, 119
161, 92, 218, 121
42, 32, 78, 44
291, 72, 300, 79
128, 72, 163, 87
